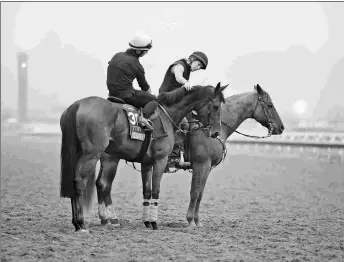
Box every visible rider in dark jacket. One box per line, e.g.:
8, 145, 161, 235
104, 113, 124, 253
107, 33, 157, 130
159, 51, 208, 93
159, 51, 209, 167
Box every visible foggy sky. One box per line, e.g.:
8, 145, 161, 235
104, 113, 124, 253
1, 2, 343, 121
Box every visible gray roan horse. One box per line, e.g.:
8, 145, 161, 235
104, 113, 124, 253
59, 83, 228, 232
180, 84, 284, 227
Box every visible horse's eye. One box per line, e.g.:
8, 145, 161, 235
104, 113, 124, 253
268, 103, 273, 108
214, 105, 220, 110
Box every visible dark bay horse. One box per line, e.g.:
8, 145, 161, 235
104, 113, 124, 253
60, 83, 228, 232
183, 84, 285, 227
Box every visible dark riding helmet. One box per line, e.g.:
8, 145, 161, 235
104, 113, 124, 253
129, 33, 153, 51
190, 51, 208, 70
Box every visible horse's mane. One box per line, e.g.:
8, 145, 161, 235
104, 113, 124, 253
158, 86, 187, 106
158, 85, 225, 106
224, 91, 253, 103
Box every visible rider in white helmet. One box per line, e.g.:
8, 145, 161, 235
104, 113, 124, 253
107, 32, 157, 130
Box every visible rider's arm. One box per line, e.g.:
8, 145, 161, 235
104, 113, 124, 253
171, 64, 188, 85
136, 65, 151, 92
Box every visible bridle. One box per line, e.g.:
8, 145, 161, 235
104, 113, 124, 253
222, 92, 274, 139
158, 96, 216, 135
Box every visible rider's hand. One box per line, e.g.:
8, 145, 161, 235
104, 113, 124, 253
183, 81, 192, 91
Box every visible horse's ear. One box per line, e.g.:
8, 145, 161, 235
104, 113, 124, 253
218, 84, 229, 93
254, 84, 264, 95
215, 82, 221, 92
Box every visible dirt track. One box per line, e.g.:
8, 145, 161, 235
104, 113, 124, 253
1, 134, 344, 262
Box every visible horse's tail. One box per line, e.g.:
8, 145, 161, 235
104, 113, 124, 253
60, 102, 81, 198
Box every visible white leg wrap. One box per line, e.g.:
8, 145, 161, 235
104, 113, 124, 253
106, 205, 117, 220
98, 203, 107, 220
142, 199, 150, 222
180, 151, 185, 164
149, 199, 159, 222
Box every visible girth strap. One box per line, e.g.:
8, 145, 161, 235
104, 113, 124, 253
129, 130, 152, 163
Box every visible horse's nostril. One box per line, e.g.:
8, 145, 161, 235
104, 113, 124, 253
280, 125, 284, 131
211, 132, 219, 138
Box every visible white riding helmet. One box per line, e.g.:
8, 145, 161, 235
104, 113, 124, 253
129, 33, 153, 51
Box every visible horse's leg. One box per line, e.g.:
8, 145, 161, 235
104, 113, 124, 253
150, 157, 168, 230
95, 153, 120, 227
72, 153, 99, 232
141, 163, 153, 228
186, 160, 211, 227
194, 166, 211, 227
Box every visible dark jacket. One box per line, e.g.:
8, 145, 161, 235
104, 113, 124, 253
159, 59, 191, 93
107, 49, 150, 98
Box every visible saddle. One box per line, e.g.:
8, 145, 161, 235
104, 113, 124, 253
107, 96, 191, 170
107, 96, 126, 104
107, 96, 168, 141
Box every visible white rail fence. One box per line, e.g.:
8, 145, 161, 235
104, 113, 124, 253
227, 131, 344, 162
9, 122, 344, 161
227, 131, 344, 148
15, 122, 344, 148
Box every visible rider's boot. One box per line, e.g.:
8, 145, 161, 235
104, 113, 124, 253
177, 142, 191, 168
178, 150, 191, 168
138, 109, 154, 131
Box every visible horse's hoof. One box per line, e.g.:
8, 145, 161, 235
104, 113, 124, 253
143, 221, 151, 228
151, 222, 158, 230
110, 219, 120, 227
75, 228, 89, 233
100, 219, 109, 225
195, 221, 203, 227
187, 223, 196, 228
74, 225, 89, 233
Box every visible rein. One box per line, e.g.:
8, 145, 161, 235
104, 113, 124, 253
158, 96, 213, 134
210, 136, 227, 171
222, 121, 272, 139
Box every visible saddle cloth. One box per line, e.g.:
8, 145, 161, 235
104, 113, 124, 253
122, 104, 146, 141
107, 96, 167, 141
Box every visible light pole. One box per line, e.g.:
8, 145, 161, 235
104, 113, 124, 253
17, 52, 28, 122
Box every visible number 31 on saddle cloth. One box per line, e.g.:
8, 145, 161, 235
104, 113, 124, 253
121, 104, 168, 141
107, 96, 167, 141
122, 104, 146, 141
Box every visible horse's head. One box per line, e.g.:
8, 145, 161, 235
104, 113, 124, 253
252, 84, 284, 135
192, 82, 228, 138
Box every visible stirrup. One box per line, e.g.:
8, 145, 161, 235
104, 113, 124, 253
139, 119, 153, 131
138, 110, 153, 130
178, 151, 191, 167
